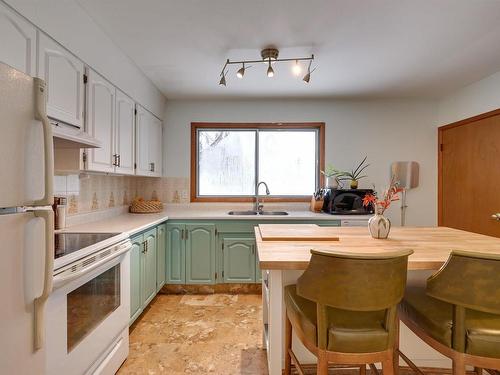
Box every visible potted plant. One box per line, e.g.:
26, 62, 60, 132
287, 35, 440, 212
320, 164, 342, 188
338, 156, 369, 189
362, 178, 403, 239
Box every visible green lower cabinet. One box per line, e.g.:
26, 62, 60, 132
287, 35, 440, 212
156, 224, 166, 292
130, 224, 164, 325
129, 235, 143, 324
166, 223, 186, 284
185, 224, 216, 284
223, 238, 256, 283
255, 243, 262, 283
142, 228, 157, 306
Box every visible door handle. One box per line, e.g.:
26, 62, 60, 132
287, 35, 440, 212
112, 154, 117, 166
117, 154, 121, 167
33, 209, 54, 350
34, 78, 54, 206
492, 213, 500, 221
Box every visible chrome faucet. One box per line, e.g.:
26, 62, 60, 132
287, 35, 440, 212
255, 181, 270, 213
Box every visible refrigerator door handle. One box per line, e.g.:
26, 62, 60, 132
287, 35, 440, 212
33, 209, 54, 350
33, 78, 54, 207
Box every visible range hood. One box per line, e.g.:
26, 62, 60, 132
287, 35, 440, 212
51, 120, 101, 149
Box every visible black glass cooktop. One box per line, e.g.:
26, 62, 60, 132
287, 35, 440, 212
54, 232, 120, 259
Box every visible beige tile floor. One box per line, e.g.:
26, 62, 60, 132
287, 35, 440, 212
117, 293, 268, 375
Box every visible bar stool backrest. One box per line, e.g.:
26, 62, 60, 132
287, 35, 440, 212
297, 249, 413, 312
427, 250, 500, 315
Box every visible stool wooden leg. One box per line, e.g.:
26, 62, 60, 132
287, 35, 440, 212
360, 364, 367, 375
394, 318, 400, 375
474, 368, 483, 375
452, 356, 466, 375
383, 351, 395, 375
284, 313, 292, 375
317, 350, 329, 375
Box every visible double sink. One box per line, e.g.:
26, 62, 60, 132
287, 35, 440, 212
228, 210, 289, 216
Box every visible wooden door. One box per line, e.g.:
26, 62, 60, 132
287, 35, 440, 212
223, 238, 255, 283
156, 223, 167, 292
37, 33, 85, 128
115, 89, 135, 175
166, 223, 185, 284
185, 224, 216, 284
142, 228, 157, 307
439, 110, 500, 237
0, 3, 36, 75
129, 234, 143, 324
85, 69, 115, 173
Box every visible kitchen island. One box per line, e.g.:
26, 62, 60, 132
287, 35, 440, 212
256, 225, 500, 375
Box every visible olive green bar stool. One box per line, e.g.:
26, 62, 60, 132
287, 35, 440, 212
284, 248, 413, 375
399, 250, 500, 375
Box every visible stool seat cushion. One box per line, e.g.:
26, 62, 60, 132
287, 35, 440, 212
400, 286, 500, 358
284, 285, 389, 353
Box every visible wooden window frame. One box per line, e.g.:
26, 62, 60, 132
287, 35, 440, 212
190, 122, 325, 202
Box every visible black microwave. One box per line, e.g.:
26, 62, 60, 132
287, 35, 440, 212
322, 189, 375, 215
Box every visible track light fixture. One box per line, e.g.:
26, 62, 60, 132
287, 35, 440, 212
302, 60, 316, 84
218, 48, 315, 86
236, 63, 245, 79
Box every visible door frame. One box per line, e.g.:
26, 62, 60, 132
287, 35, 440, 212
438, 108, 500, 225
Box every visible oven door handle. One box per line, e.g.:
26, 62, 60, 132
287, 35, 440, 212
53, 242, 131, 289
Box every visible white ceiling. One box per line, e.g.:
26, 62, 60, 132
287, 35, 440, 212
76, 0, 500, 100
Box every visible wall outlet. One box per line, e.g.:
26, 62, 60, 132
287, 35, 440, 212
181, 190, 188, 200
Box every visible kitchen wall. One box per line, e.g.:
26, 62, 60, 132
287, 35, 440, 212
437, 70, 500, 125
4, 0, 166, 118
162, 99, 439, 226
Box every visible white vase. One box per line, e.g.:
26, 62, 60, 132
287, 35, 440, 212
368, 214, 391, 239
325, 176, 338, 189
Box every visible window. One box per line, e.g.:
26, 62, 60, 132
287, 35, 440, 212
191, 123, 325, 201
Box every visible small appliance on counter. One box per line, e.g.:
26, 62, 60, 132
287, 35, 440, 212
322, 188, 375, 215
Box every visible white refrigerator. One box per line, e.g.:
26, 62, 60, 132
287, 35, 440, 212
0, 62, 54, 375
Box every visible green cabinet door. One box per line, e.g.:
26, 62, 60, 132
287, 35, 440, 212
223, 238, 255, 283
166, 223, 185, 284
185, 223, 216, 284
255, 241, 262, 283
156, 224, 166, 292
130, 234, 143, 324
142, 228, 157, 306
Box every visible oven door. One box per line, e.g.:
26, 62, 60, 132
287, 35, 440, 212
46, 249, 130, 375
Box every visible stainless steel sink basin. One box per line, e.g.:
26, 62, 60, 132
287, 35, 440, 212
259, 211, 289, 216
227, 210, 289, 216
228, 210, 258, 215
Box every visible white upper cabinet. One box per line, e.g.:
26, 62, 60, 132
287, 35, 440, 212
135, 105, 163, 177
37, 32, 85, 128
115, 89, 135, 175
0, 3, 36, 75
85, 69, 115, 173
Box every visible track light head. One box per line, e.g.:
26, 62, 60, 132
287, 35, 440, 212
302, 72, 310, 83
292, 60, 301, 76
267, 59, 274, 78
236, 63, 245, 79
219, 74, 226, 86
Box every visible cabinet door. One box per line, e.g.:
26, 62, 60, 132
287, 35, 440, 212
37, 33, 84, 128
185, 224, 216, 284
255, 240, 262, 283
156, 223, 166, 292
0, 3, 36, 75
149, 116, 163, 177
142, 228, 157, 307
85, 69, 115, 173
166, 223, 185, 284
135, 105, 151, 176
129, 234, 143, 324
223, 238, 255, 283
115, 89, 135, 175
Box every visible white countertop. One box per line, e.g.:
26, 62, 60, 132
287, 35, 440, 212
62, 203, 371, 236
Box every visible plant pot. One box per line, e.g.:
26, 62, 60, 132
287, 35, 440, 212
350, 179, 358, 189
324, 176, 338, 189
368, 214, 391, 239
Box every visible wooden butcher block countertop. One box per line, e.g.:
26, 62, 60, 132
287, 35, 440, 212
255, 224, 500, 270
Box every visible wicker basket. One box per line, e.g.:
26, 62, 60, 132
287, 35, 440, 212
130, 200, 164, 214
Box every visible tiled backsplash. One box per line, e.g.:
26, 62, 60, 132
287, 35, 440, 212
54, 174, 190, 216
